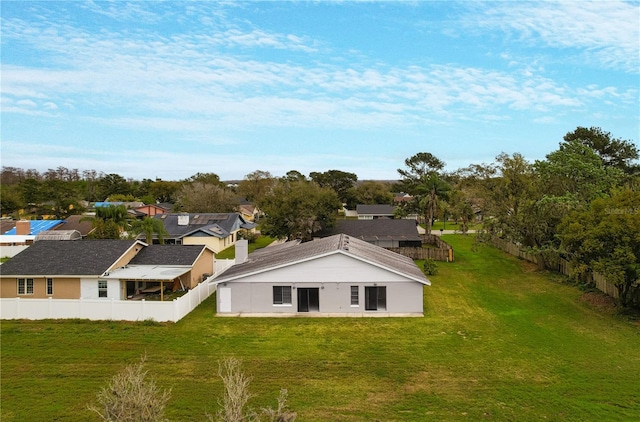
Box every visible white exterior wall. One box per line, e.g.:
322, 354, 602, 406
217, 254, 425, 316
80, 278, 122, 300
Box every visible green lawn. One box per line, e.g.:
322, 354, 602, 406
1, 235, 639, 421
214, 235, 276, 259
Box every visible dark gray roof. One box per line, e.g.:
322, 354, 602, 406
154, 213, 257, 239
356, 204, 395, 215
316, 219, 421, 242
129, 245, 209, 266
215, 234, 428, 284
0, 240, 141, 276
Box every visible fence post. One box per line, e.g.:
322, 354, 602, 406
16, 297, 20, 319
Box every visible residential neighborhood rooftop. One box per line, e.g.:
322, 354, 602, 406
214, 233, 429, 284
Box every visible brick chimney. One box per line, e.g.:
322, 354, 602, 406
16, 220, 31, 235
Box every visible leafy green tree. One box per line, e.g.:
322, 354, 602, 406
309, 170, 358, 204
148, 180, 181, 204
350, 181, 393, 207
237, 170, 276, 205
19, 178, 45, 205
397, 152, 449, 234
260, 179, 341, 241
535, 140, 624, 203
98, 173, 132, 200
0, 184, 25, 216
40, 179, 85, 218
185, 172, 225, 187
562, 126, 639, 174
558, 189, 640, 307
283, 170, 307, 183
176, 182, 239, 213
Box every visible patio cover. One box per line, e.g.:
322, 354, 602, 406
103, 265, 190, 281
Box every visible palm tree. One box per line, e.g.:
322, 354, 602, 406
130, 217, 168, 244
82, 205, 132, 239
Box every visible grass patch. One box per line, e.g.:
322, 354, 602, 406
1, 235, 639, 421
215, 235, 276, 259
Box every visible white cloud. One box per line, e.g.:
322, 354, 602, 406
470, 1, 640, 73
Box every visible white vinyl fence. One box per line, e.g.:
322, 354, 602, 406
1, 275, 221, 323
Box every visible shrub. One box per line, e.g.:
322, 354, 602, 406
211, 357, 296, 422
423, 259, 439, 275
88, 357, 171, 422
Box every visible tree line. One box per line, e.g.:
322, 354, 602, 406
1, 126, 638, 305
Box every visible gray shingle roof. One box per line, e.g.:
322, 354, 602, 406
316, 219, 421, 242
356, 204, 395, 215
0, 240, 141, 276
215, 234, 429, 284
129, 245, 208, 266
154, 213, 256, 239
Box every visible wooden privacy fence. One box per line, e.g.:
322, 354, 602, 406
489, 236, 640, 304
387, 234, 454, 262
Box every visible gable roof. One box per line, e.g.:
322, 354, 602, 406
35, 230, 82, 241
214, 234, 429, 285
0, 240, 143, 276
356, 204, 395, 215
129, 244, 211, 266
154, 213, 257, 239
316, 219, 421, 242
53, 215, 94, 236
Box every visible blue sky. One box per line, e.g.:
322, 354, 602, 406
1, 1, 638, 181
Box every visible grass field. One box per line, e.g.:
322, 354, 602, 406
1, 235, 639, 421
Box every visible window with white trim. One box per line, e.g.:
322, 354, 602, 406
273, 286, 292, 305
17, 278, 34, 295
350, 286, 359, 306
98, 280, 108, 298
46, 278, 54, 295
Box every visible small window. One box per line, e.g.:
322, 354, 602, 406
98, 280, 108, 298
350, 286, 359, 306
17, 278, 34, 295
273, 286, 292, 305
46, 278, 54, 296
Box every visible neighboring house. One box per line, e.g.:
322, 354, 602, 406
53, 214, 95, 238
238, 203, 260, 222
134, 203, 172, 218
393, 192, 414, 204
0, 219, 64, 246
212, 234, 430, 316
356, 204, 395, 220
35, 230, 82, 241
0, 240, 214, 300
154, 213, 257, 253
316, 219, 422, 248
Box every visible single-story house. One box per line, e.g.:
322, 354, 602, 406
154, 213, 257, 253
0, 240, 214, 300
0, 219, 64, 246
134, 203, 172, 217
356, 204, 395, 220
53, 215, 95, 238
212, 234, 430, 317
315, 219, 422, 248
